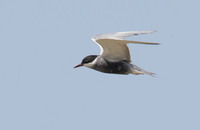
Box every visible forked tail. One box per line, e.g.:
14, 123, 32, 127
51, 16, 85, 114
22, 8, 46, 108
131, 64, 156, 77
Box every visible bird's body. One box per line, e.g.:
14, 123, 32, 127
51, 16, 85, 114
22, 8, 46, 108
74, 31, 159, 76
86, 55, 131, 74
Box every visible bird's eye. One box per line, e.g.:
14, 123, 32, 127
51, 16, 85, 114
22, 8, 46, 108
85, 60, 89, 63
82, 59, 89, 64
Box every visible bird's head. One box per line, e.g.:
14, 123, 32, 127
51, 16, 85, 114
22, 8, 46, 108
74, 55, 98, 68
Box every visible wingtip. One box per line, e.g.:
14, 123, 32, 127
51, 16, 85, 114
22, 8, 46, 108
154, 42, 160, 45
146, 30, 157, 33
133, 30, 157, 35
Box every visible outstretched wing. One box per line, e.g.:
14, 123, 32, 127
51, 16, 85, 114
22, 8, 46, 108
91, 31, 159, 62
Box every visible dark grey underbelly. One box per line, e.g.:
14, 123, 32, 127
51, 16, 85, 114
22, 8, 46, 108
93, 59, 132, 74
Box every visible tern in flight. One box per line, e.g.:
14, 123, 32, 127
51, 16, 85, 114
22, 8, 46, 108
74, 31, 159, 76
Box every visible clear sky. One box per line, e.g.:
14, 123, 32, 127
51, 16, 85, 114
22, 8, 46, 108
0, 0, 200, 130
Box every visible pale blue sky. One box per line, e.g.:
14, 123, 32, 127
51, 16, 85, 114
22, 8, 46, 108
0, 0, 200, 130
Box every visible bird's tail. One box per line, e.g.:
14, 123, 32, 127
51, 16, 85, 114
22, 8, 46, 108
131, 64, 156, 77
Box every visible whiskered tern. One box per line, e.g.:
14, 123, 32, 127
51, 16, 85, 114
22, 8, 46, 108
74, 31, 159, 76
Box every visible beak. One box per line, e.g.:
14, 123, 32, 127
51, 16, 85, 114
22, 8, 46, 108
74, 64, 83, 68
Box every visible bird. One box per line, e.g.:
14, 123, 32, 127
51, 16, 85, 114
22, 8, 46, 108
74, 31, 159, 76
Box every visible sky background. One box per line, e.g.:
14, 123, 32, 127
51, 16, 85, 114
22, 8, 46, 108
0, 0, 200, 130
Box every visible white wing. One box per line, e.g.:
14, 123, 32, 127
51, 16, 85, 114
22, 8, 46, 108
91, 31, 159, 62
